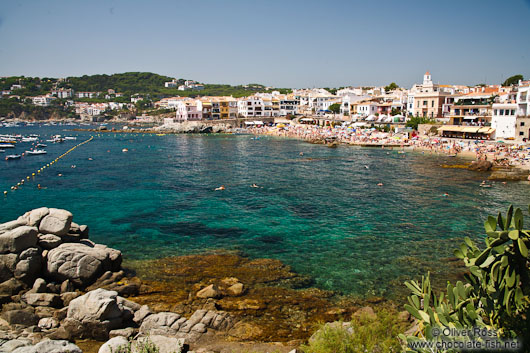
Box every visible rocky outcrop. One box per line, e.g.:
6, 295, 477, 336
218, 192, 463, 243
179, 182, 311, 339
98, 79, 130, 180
488, 167, 529, 181
468, 160, 493, 171
62, 288, 135, 340
6, 340, 82, 353
46, 242, 122, 287
157, 121, 231, 134
98, 335, 187, 353
139, 309, 233, 341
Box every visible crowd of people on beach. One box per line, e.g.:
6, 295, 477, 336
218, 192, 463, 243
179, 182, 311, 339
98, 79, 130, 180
246, 123, 530, 170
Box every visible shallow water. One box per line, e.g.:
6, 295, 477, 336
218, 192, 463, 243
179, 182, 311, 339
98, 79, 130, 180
1, 125, 529, 298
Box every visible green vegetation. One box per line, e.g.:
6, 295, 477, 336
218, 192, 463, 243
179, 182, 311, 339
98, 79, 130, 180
111, 337, 160, 353
0, 97, 77, 120
400, 205, 530, 352
58, 72, 291, 99
302, 308, 407, 353
328, 103, 341, 114
384, 82, 399, 92
502, 75, 524, 87
405, 116, 436, 130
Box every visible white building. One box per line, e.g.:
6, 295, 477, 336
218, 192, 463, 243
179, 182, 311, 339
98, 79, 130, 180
491, 103, 517, 139
357, 101, 378, 117
32, 95, 56, 106
165, 79, 178, 88
76, 92, 99, 98
51, 88, 73, 99
175, 99, 203, 121
238, 96, 265, 117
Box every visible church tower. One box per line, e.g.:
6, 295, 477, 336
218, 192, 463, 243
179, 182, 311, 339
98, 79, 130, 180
423, 71, 432, 86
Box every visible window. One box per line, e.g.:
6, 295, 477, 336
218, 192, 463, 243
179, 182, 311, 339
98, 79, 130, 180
500, 110, 504, 116
423, 100, 427, 107
511, 110, 515, 115
520, 132, 524, 135
494, 109, 497, 115
431, 100, 434, 108
521, 122, 525, 126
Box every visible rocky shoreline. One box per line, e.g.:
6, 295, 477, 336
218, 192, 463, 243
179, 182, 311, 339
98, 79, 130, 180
1, 208, 412, 353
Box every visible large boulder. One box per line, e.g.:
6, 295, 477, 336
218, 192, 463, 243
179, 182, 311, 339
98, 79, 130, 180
468, 160, 493, 171
0, 227, 38, 254
19, 207, 50, 227
46, 242, 122, 287
38, 209, 73, 236
11, 340, 82, 353
14, 247, 41, 282
63, 289, 136, 339
22, 293, 62, 308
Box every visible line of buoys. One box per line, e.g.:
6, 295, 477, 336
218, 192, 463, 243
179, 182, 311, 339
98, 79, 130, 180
4, 136, 94, 197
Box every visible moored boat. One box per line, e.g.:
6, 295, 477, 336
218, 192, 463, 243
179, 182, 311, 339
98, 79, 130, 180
5, 154, 21, 160
0, 144, 15, 149
25, 150, 47, 155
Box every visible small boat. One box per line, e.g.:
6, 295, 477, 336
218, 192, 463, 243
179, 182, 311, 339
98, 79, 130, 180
0, 150, 4, 153
26, 150, 47, 155
0, 144, 15, 149
36, 143, 47, 148
64, 137, 77, 141
22, 137, 38, 142
5, 154, 21, 160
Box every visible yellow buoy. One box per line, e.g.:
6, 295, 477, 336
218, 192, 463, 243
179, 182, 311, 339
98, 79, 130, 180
3, 191, 7, 195
32, 173, 35, 176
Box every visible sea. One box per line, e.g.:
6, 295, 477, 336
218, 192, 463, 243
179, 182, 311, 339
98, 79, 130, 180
2, 124, 529, 299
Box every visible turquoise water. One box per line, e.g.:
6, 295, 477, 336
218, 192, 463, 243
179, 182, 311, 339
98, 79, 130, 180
2, 125, 529, 298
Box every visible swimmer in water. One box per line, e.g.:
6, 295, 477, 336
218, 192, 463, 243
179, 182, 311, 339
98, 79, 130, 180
215, 185, 225, 191
251, 184, 259, 188
377, 183, 383, 186
443, 193, 449, 197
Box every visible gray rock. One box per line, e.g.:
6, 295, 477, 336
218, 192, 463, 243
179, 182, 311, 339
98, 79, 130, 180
23, 293, 62, 308
37, 234, 62, 250
19, 208, 50, 227
196, 284, 220, 299
133, 305, 153, 324
12, 339, 82, 353
117, 296, 141, 312
67, 289, 122, 323
46, 242, 122, 287
226, 283, 244, 296
60, 292, 81, 306
109, 327, 137, 339
139, 312, 181, 335
0, 219, 28, 234
0, 339, 32, 352
191, 322, 207, 333
60, 279, 74, 294
137, 336, 186, 353
1, 309, 38, 326
38, 209, 73, 236
98, 336, 128, 353
0, 254, 18, 282
14, 248, 41, 282
0, 227, 38, 254
38, 317, 59, 330
0, 278, 25, 296
31, 278, 47, 293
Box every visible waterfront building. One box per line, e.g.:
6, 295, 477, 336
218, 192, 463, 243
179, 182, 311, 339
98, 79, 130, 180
175, 99, 203, 121
491, 103, 518, 139
410, 71, 450, 119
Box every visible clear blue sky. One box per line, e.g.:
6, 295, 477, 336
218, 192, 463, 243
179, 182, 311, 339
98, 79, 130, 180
1, 0, 529, 88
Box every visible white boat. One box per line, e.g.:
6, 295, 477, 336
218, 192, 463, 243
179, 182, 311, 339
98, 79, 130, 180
64, 137, 77, 141
5, 154, 21, 160
0, 150, 4, 153
36, 143, 47, 148
26, 150, 47, 155
22, 137, 38, 142
0, 144, 15, 149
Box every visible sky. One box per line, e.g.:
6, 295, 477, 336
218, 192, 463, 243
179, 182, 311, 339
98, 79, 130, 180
0, 0, 529, 88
